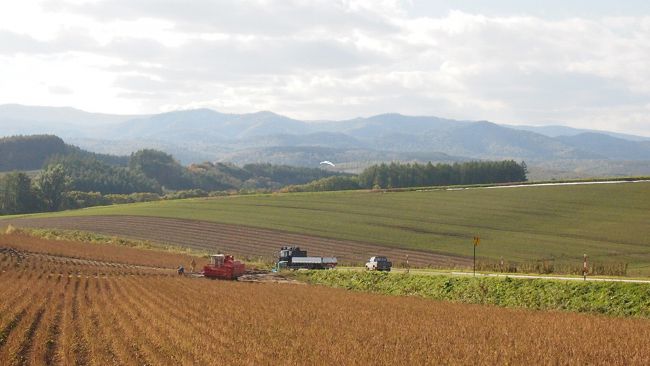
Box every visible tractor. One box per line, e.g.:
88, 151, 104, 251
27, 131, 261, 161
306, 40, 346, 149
202, 254, 245, 280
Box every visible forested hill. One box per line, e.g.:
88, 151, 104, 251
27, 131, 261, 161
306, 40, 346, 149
0, 147, 347, 215
0, 135, 127, 171
0, 134, 344, 194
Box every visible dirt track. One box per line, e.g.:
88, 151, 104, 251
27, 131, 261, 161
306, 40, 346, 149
4, 215, 471, 267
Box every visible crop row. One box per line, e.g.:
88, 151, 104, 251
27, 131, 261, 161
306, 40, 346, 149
0, 232, 208, 270
2, 255, 650, 364
0, 251, 177, 278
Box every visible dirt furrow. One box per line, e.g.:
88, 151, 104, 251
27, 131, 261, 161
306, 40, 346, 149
43, 293, 64, 365
13, 301, 47, 366
0, 310, 27, 352
6, 216, 471, 267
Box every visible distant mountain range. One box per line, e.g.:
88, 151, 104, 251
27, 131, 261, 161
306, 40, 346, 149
2, 104, 650, 178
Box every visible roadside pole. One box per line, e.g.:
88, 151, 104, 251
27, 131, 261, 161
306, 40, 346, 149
583, 254, 588, 281
473, 236, 480, 276
406, 254, 409, 274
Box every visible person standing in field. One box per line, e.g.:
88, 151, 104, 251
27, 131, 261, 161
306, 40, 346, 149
190, 258, 196, 273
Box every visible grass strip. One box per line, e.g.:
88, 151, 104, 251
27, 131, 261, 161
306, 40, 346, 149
4, 226, 210, 258
295, 270, 650, 318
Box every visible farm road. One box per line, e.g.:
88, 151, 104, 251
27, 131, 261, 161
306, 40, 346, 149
3, 215, 472, 267
341, 267, 650, 283
442, 179, 650, 191
450, 271, 650, 283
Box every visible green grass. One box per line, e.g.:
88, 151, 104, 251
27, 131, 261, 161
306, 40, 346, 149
6, 226, 211, 258
294, 270, 650, 318
4, 182, 650, 274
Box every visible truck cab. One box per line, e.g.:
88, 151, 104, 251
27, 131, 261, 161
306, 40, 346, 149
277, 246, 337, 270
366, 256, 392, 271
279, 246, 307, 262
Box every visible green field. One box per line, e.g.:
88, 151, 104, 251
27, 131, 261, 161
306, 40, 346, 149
5, 182, 650, 274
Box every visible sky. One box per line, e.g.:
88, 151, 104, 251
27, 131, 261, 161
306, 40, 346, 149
1, 0, 649, 136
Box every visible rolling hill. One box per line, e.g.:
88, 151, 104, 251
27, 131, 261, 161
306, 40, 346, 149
5, 181, 650, 275
0, 134, 128, 171
556, 133, 650, 160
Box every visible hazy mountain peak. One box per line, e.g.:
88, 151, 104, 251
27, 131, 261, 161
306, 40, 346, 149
0, 103, 140, 125
471, 120, 500, 128
248, 110, 282, 117
2, 105, 650, 171
158, 108, 225, 118
506, 123, 650, 142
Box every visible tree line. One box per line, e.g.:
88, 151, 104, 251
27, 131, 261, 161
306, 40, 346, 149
283, 160, 528, 192
0, 165, 70, 214
0, 148, 344, 215
358, 160, 528, 189
0, 134, 529, 214
128, 149, 339, 192
45, 154, 161, 194
39, 149, 343, 195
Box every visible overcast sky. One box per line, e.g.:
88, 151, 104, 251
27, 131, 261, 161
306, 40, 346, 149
1, 0, 649, 136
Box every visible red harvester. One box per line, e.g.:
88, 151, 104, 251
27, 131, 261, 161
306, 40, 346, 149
202, 254, 245, 280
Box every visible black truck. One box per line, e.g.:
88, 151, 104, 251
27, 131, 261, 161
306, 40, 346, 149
277, 246, 337, 270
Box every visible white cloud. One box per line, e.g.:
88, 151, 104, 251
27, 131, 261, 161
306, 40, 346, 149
48, 85, 74, 94
0, 1, 649, 136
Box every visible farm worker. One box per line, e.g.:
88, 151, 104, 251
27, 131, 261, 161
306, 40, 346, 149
190, 259, 196, 273
177, 265, 185, 275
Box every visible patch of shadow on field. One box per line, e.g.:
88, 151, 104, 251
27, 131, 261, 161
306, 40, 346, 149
3, 216, 472, 268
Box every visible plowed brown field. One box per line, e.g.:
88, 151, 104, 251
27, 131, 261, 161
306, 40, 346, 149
5, 216, 471, 267
2, 235, 650, 365
0, 233, 208, 270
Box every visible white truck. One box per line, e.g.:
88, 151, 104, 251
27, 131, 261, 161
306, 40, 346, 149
365, 256, 392, 271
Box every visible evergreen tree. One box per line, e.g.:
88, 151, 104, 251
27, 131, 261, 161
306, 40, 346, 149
0, 172, 39, 214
